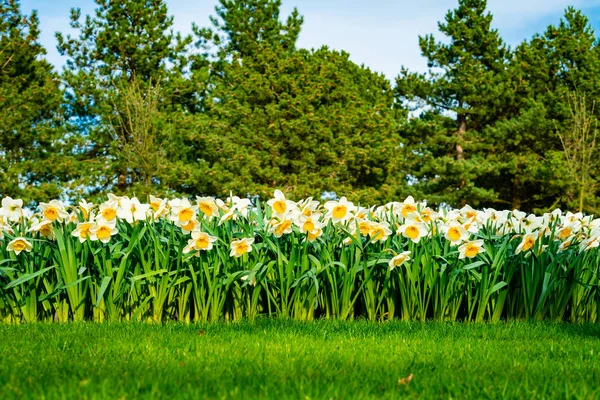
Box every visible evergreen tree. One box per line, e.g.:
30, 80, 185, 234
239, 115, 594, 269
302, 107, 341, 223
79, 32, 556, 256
490, 7, 600, 213
190, 0, 404, 202
0, 0, 68, 203
395, 0, 513, 208
56, 0, 197, 198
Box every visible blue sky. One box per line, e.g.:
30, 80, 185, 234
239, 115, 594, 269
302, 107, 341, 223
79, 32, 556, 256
20, 0, 600, 81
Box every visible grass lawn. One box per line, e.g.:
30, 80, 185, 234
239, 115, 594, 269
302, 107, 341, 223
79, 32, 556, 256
1, 320, 599, 399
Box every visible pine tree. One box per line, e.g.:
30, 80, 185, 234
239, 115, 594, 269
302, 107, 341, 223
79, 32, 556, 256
189, 0, 404, 202
490, 7, 600, 213
56, 0, 196, 198
395, 0, 513, 208
0, 0, 68, 203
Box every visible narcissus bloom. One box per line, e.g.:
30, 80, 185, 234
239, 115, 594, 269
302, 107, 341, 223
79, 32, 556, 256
458, 240, 485, 259
267, 190, 297, 216
28, 219, 54, 239
443, 222, 469, 245
6, 237, 33, 255
230, 237, 255, 258
98, 201, 119, 222
269, 216, 295, 238
369, 222, 392, 243
72, 222, 95, 243
183, 231, 218, 254
515, 231, 539, 254
90, 221, 118, 243
39, 200, 69, 223
389, 251, 411, 271
400, 196, 418, 218
397, 221, 428, 243
196, 197, 218, 219
295, 214, 323, 234
78, 199, 94, 220
169, 198, 198, 225
307, 227, 323, 242
118, 197, 150, 224
1, 197, 24, 222
149, 195, 169, 219
324, 197, 356, 223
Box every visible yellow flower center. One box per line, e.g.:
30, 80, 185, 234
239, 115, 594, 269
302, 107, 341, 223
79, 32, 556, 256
97, 226, 111, 240
393, 255, 408, 266
421, 212, 432, 223
80, 224, 93, 239
371, 227, 385, 241
558, 227, 572, 240
448, 227, 461, 242
13, 240, 27, 251
273, 200, 286, 214
44, 207, 58, 221
199, 203, 214, 216
235, 243, 249, 255
523, 237, 535, 252
182, 220, 196, 231
275, 220, 292, 236
466, 211, 477, 220
359, 221, 371, 235
150, 201, 161, 212
406, 225, 419, 239
302, 209, 312, 216
332, 205, 347, 219
303, 220, 315, 232
40, 224, 53, 238
179, 208, 194, 222
196, 236, 209, 249
102, 208, 116, 221
402, 204, 416, 217
465, 244, 480, 258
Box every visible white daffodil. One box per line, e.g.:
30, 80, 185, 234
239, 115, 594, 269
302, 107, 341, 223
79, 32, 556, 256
230, 237, 255, 258
78, 199, 94, 220
389, 251, 411, 271
1, 197, 24, 223
295, 214, 324, 234
169, 198, 198, 225
443, 221, 469, 245
399, 196, 418, 219
39, 200, 69, 223
266, 190, 297, 217
324, 196, 356, 223
183, 231, 218, 254
72, 222, 95, 243
6, 237, 33, 255
98, 201, 119, 222
397, 221, 428, 243
196, 197, 219, 219
515, 231, 539, 255
149, 195, 169, 219
458, 240, 485, 259
369, 222, 392, 243
118, 197, 150, 224
90, 221, 118, 244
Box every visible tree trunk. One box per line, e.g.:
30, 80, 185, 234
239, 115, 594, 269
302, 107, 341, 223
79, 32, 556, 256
456, 114, 466, 161
512, 168, 521, 210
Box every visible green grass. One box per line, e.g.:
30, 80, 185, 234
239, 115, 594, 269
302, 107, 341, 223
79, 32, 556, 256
1, 321, 599, 399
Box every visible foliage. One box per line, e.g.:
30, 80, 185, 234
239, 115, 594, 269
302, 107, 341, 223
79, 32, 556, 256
55, 0, 197, 198
1, 192, 599, 323
0, 0, 69, 204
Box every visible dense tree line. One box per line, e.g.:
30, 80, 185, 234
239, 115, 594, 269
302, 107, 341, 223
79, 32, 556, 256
1, 0, 599, 213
